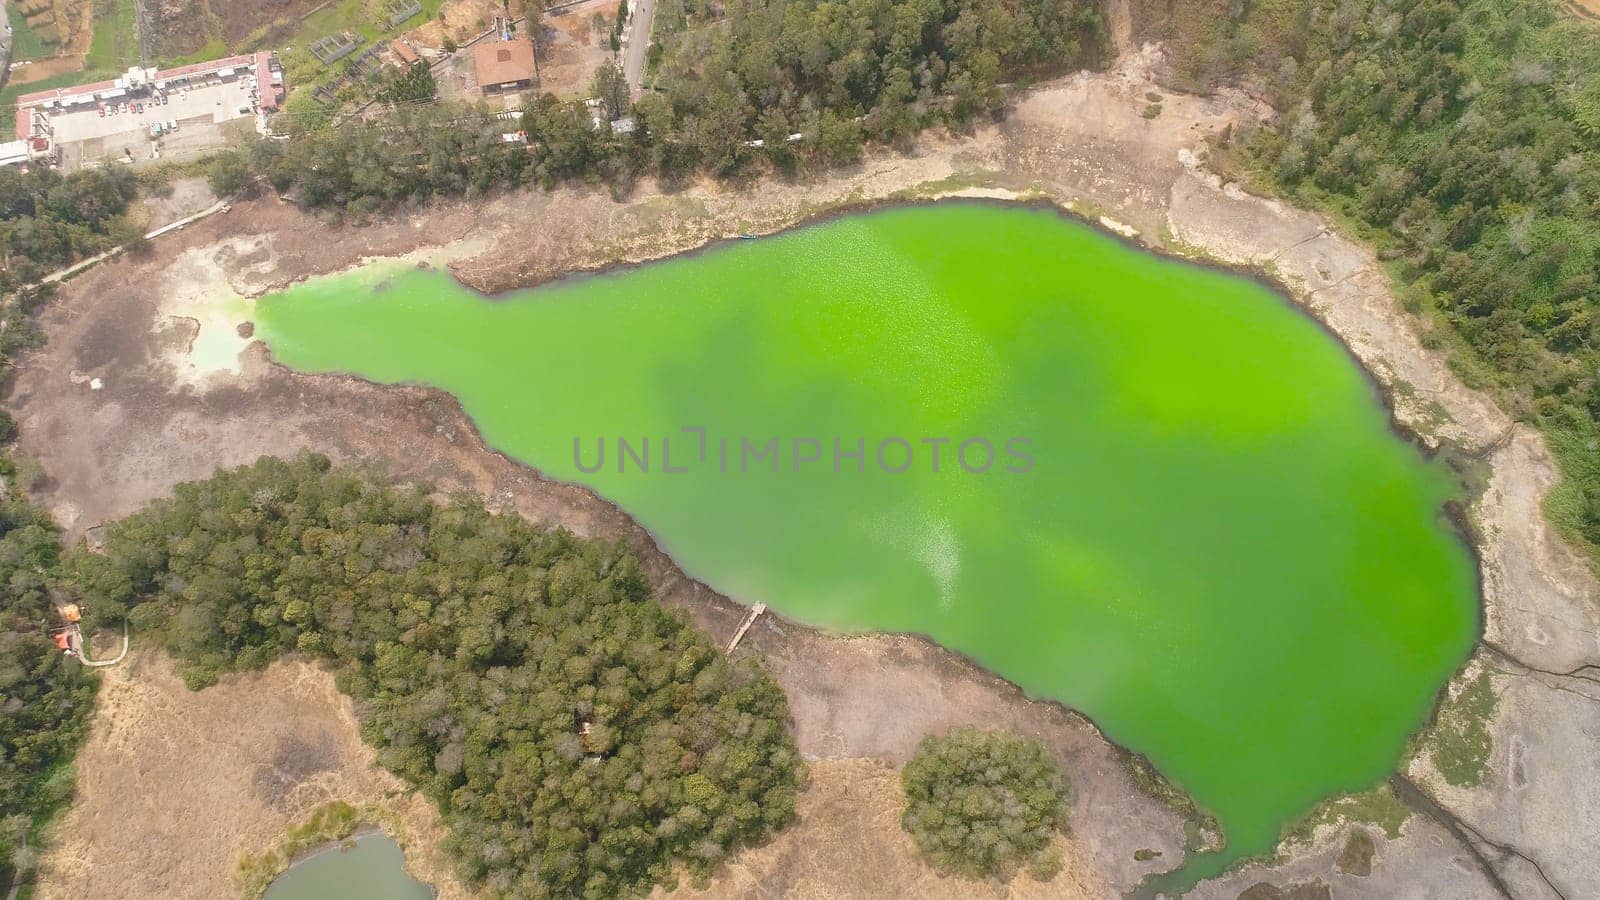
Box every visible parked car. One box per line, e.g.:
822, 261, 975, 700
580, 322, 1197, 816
98, 107, 105, 117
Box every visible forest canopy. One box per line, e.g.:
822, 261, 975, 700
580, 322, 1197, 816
0, 487, 96, 889
0, 165, 139, 288
258, 0, 1105, 208
1139, 0, 1600, 554
900, 726, 1071, 879
69, 454, 804, 898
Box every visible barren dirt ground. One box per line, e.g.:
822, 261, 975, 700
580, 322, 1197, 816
37, 651, 468, 900
535, 0, 616, 98
405, 0, 500, 51
16, 42, 1600, 900
130, 176, 219, 231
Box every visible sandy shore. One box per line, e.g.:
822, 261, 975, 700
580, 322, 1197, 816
15, 41, 1600, 899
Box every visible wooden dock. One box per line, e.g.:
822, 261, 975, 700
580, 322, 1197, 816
727, 603, 767, 653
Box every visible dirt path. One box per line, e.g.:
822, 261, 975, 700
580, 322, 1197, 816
1105, 0, 1134, 56
14, 44, 1600, 899
39, 195, 232, 285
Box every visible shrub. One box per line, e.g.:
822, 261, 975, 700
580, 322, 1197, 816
900, 726, 1070, 879
206, 151, 251, 197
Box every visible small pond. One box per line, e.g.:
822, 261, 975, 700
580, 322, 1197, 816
264, 833, 431, 900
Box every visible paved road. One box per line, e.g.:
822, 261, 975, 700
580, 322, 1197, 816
621, 0, 656, 93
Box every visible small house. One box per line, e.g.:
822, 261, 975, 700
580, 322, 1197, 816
473, 39, 536, 94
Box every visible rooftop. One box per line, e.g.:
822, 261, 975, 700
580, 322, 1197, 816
473, 38, 536, 87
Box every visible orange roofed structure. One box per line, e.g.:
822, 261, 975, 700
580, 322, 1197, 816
473, 38, 536, 94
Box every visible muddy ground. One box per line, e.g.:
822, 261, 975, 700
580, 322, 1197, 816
15, 39, 1600, 900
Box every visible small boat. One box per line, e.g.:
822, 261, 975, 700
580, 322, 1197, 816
738, 233, 758, 240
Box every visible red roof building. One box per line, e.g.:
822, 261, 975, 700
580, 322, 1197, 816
14, 53, 286, 142
392, 40, 421, 66
473, 39, 536, 94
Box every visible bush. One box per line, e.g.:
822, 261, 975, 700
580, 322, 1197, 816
901, 727, 1070, 879
206, 151, 251, 197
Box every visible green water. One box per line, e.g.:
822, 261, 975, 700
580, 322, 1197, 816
254, 202, 1479, 884
264, 834, 432, 900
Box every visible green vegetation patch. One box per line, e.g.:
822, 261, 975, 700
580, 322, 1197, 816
71, 454, 804, 897
1424, 669, 1498, 788
86, 0, 139, 72
900, 727, 1071, 880
235, 801, 364, 899
1283, 783, 1411, 844
6, 4, 54, 62
0, 476, 99, 889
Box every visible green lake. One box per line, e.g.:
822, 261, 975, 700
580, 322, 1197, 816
264, 833, 432, 900
254, 202, 1480, 883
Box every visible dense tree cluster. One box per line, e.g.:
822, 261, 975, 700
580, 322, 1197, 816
900, 726, 1070, 880
253, 108, 536, 215
378, 61, 439, 106
70, 454, 803, 898
258, 0, 1104, 208
0, 485, 97, 889
206, 150, 253, 197
639, 0, 1105, 174
1146, 0, 1600, 551
0, 165, 139, 289
1258, 1, 1600, 547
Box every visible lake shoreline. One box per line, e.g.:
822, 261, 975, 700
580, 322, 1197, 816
23, 44, 1595, 900
248, 194, 1481, 893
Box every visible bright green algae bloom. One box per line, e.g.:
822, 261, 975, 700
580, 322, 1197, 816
256, 202, 1478, 881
